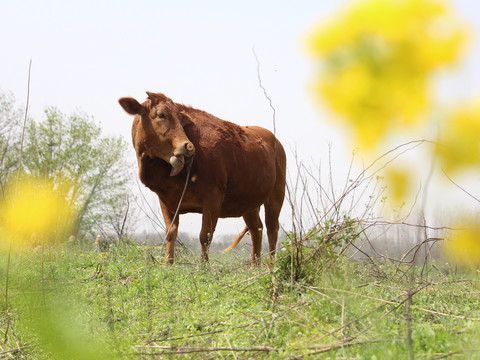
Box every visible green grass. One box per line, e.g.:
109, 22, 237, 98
1, 243, 480, 359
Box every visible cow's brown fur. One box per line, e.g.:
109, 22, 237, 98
119, 92, 286, 266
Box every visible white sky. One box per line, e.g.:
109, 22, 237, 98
1, 0, 479, 236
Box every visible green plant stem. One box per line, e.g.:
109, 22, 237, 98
3, 242, 12, 343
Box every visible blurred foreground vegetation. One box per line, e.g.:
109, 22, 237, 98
1, 242, 480, 359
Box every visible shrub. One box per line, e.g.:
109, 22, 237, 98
275, 215, 360, 287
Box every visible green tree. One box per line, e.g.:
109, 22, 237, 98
21, 107, 133, 237
0, 91, 23, 196
0, 90, 135, 239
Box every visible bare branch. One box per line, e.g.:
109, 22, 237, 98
442, 169, 480, 204
253, 47, 276, 137
17, 59, 32, 177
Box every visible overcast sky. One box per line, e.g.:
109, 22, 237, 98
1, 0, 479, 236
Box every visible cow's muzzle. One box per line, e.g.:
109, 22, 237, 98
169, 141, 195, 176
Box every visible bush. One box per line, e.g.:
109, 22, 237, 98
275, 215, 360, 287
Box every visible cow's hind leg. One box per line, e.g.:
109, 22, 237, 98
243, 208, 263, 268
264, 170, 286, 263
264, 199, 281, 263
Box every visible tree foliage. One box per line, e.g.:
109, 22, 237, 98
0, 91, 134, 239
0, 91, 23, 196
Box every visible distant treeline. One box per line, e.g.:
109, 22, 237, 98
133, 230, 289, 254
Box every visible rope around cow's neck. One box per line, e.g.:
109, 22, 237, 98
164, 153, 195, 242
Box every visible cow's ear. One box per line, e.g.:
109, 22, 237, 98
180, 112, 193, 127
119, 97, 144, 115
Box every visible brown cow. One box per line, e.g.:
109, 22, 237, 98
118, 92, 286, 266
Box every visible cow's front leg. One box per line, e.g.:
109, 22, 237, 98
199, 191, 223, 262
243, 208, 263, 268
160, 201, 179, 264
199, 211, 219, 262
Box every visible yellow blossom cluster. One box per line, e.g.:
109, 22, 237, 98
306, 1, 479, 267
384, 165, 414, 205
445, 219, 480, 267
435, 98, 480, 173
0, 177, 74, 251
306, 0, 467, 148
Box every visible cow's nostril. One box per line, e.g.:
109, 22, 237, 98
185, 142, 195, 153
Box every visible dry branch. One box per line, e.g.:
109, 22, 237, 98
432, 348, 480, 359
442, 169, 480, 204
16, 59, 32, 175
223, 271, 270, 289
311, 286, 480, 322
136, 345, 279, 355
146, 320, 260, 344
289, 338, 402, 359
0, 344, 37, 359
137, 339, 402, 358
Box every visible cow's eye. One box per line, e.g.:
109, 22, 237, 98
157, 113, 166, 120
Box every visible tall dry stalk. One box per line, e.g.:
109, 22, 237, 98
4, 59, 32, 350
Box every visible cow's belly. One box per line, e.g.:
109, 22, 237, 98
175, 201, 261, 218
171, 195, 263, 218
219, 202, 263, 218
219, 184, 272, 217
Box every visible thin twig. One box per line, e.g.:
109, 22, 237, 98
223, 271, 270, 289
0, 344, 37, 358
431, 349, 480, 359
5, 59, 32, 345
312, 285, 480, 321
165, 155, 195, 241
442, 169, 480, 204
223, 334, 238, 360
17, 59, 32, 175
147, 320, 260, 343
253, 47, 276, 138
289, 338, 402, 359
136, 345, 279, 354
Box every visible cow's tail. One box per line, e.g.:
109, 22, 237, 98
222, 226, 249, 253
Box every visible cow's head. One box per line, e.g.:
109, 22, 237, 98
119, 92, 195, 176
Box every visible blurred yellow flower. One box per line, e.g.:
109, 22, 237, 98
0, 177, 75, 250
435, 98, 480, 173
306, 0, 468, 149
444, 219, 480, 267
384, 165, 414, 205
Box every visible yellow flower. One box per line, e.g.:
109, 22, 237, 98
384, 166, 414, 205
0, 177, 75, 250
306, 0, 468, 150
444, 219, 480, 267
435, 98, 480, 173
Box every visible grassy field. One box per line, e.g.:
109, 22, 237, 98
1, 242, 480, 359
